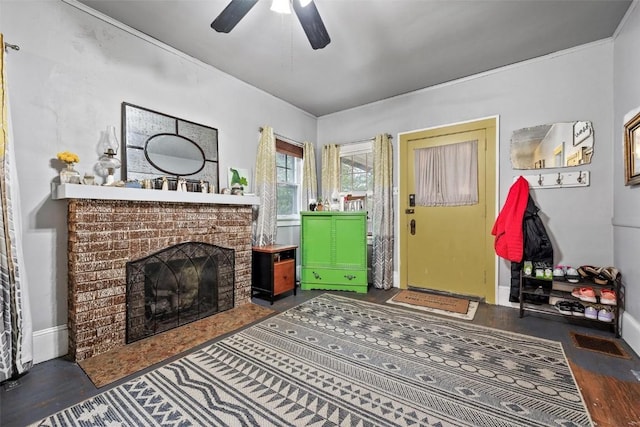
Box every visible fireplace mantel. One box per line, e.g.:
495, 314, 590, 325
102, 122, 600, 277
52, 183, 260, 205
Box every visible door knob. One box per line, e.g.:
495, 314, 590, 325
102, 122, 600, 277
410, 219, 416, 235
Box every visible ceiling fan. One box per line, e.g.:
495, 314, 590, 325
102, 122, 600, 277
211, 0, 331, 50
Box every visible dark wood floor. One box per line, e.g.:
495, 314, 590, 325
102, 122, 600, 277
2, 288, 639, 427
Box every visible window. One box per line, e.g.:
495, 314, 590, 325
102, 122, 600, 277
340, 151, 373, 193
339, 142, 373, 232
339, 141, 373, 201
276, 139, 303, 221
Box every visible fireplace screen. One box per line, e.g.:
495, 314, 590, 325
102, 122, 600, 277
126, 242, 234, 343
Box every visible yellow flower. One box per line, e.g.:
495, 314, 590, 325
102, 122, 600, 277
56, 151, 80, 164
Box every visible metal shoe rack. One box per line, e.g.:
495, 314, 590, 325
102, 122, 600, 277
519, 271, 621, 337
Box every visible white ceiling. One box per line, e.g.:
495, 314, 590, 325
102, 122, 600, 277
74, 0, 632, 117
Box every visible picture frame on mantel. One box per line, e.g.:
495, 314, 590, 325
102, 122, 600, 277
624, 110, 640, 186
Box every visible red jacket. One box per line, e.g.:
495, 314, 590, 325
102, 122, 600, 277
491, 176, 530, 262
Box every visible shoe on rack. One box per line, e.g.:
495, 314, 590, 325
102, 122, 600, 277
571, 302, 585, 317
554, 301, 573, 316
593, 273, 610, 286
598, 307, 614, 323
571, 287, 597, 303
577, 266, 591, 279
600, 266, 620, 282
582, 265, 603, 277
600, 289, 617, 306
565, 267, 581, 283
581, 265, 613, 285
584, 305, 598, 320
553, 266, 565, 280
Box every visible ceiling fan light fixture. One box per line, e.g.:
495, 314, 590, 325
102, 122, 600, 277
212, 0, 330, 50
270, 0, 291, 14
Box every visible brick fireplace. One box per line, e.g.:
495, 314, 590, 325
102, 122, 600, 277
63, 193, 256, 362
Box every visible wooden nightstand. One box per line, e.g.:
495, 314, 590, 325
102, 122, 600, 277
251, 244, 297, 304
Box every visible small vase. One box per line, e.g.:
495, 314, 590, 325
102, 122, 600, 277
60, 163, 81, 184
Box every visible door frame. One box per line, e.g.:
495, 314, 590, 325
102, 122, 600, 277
397, 116, 500, 303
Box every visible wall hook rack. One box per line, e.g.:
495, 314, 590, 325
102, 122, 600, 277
515, 170, 590, 189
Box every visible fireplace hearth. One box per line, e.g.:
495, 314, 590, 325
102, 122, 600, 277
126, 242, 234, 343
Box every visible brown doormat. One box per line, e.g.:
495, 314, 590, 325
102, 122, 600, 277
570, 332, 630, 359
79, 303, 275, 388
390, 290, 470, 314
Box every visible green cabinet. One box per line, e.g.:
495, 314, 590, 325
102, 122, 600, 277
300, 211, 368, 293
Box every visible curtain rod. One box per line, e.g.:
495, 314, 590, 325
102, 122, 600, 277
336, 133, 393, 146
4, 42, 20, 52
259, 127, 305, 147
258, 128, 393, 147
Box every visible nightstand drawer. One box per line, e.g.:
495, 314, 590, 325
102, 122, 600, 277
273, 259, 295, 295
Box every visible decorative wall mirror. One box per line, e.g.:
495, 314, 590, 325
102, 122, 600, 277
122, 103, 219, 189
510, 121, 594, 169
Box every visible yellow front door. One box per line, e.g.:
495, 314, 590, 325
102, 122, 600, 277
399, 118, 496, 303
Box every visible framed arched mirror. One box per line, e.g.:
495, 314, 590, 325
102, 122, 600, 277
122, 103, 219, 189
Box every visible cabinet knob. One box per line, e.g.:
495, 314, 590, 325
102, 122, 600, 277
344, 274, 356, 280
313, 271, 321, 280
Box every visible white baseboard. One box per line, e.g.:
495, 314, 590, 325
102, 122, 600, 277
622, 311, 640, 357
498, 285, 516, 307
32, 324, 68, 364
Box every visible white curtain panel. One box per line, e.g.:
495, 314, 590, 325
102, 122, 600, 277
321, 144, 340, 201
0, 33, 33, 382
415, 140, 478, 207
372, 134, 394, 290
252, 126, 277, 246
302, 142, 318, 210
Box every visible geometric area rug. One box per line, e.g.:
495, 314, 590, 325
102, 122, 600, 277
32, 294, 593, 426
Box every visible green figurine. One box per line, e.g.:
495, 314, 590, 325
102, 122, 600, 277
229, 168, 248, 188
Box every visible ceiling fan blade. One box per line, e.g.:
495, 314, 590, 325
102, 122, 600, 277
211, 0, 259, 33
292, 0, 331, 50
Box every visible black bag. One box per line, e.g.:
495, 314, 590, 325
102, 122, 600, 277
522, 197, 553, 262
509, 196, 554, 303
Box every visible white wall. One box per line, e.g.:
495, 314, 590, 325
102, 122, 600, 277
318, 41, 615, 305
1, 1, 316, 362
613, 1, 640, 355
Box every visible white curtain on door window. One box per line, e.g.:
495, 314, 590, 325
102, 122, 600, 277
372, 134, 394, 290
321, 144, 340, 200
302, 142, 317, 210
415, 140, 478, 207
252, 126, 277, 246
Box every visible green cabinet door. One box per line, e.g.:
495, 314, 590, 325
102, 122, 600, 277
334, 214, 367, 268
301, 214, 332, 267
